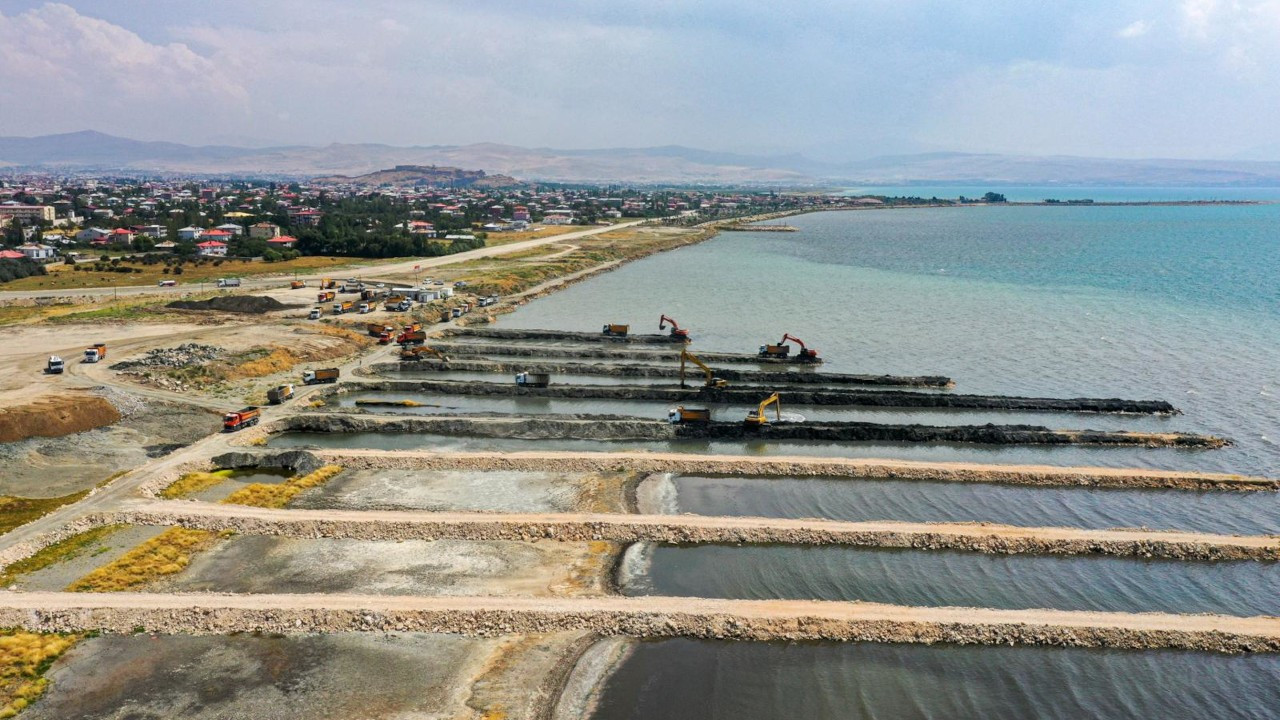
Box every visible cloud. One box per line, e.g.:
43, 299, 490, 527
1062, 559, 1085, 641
0, 3, 248, 139
1118, 20, 1150, 38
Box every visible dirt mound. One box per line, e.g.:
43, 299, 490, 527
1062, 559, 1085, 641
166, 296, 295, 314
0, 393, 121, 444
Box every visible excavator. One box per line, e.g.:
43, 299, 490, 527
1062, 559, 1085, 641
399, 346, 450, 362
744, 392, 781, 426
602, 323, 630, 337
659, 314, 691, 341
758, 333, 820, 363
679, 348, 727, 389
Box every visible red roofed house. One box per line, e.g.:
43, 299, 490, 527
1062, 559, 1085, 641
200, 229, 233, 242
110, 228, 136, 246
0, 249, 25, 260
195, 240, 228, 257
267, 235, 297, 249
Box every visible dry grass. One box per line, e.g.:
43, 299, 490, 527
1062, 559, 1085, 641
1, 256, 366, 292
66, 527, 221, 593
0, 492, 93, 537
0, 630, 81, 718
0, 394, 121, 444
158, 470, 234, 500
0, 525, 125, 588
221, 465, 343, 509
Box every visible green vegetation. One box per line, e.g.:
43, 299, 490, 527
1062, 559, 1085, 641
158, 470, 235, 500
0, 491, 95, 536
0, 525, 125, 588
0, 259, 46, 285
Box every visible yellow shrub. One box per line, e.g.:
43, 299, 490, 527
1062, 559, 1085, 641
159, 470, 234, 499
221, 465, 342, 509
66, 527, 218, 593
0, 630, 80, 718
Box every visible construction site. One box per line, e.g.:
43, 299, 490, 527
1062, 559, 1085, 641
0, 222, 1278, 718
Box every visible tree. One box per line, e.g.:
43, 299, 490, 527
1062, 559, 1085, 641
983, 192, 1007, 203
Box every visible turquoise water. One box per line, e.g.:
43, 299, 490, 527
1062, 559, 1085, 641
841, 186, 1280, 203
493, 204, 1280, 719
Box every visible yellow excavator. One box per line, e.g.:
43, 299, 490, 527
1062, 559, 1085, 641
679, 348, 728, 388
744, 392, 781, 426
399, 345, 451, 362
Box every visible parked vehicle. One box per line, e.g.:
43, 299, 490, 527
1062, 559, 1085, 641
223, 406, 261, 432
367, 322, 394, 337
302, 368, 340, 385
267, 384, 294, 405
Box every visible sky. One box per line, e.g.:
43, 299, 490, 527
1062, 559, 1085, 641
2, 0, 1279, 161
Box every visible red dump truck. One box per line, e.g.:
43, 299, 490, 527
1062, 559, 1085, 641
317, 291, 336, 303
223, 407, 261, 432
302, 368, 340, 385
397, 330, 427, 346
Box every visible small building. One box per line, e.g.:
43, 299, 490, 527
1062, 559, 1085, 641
109, 228, 137, 245
76, 227, 111, 243
200, 229, 233, 242
135, 224, 165, 238
215, 223, 244, 236
17, 243, 56, 261
267, 235, 297, 249
249, 222, 281, 239
195, 240, 228, 257
177, 226, 202, 241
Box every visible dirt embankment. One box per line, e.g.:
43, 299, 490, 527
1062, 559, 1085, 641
386, 359, 954, 388
0, 393, 120, 444
344, 379, 1178, 415
444, 328, 689, 345
5, 593, 1280, 654
281, 412, 1225, 449
166, 295, 296, 314
323, 450, 1278, 491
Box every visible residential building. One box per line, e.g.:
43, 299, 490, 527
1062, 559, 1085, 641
267, 235, 297, 249
249, 222, 281, 239
0, 204, 55, 223
17, 243, 56, 261
195, 240, 228, 257
76, 227, 111, 243
216, 223, 244, 236
177, 226, 202, 241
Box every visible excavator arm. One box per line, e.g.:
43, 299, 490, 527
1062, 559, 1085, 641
745, 392, 781, 426
679, 348, 728, 388
659, 314, 691, 340
780, 333, 820, 362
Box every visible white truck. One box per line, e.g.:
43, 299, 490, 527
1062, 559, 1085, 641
45, 356, 65, 374
308, 307, 322, 320
217, 278, 241, 288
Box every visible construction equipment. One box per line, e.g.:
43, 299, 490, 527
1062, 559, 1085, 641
602, 323, 630, 337
659, 314, 691, 340
779, 334, 820, 362
332, 300, 354, 315
667, 406, 711, 424
267, 384, 294, 405
400, 346, 450, 362
397, 330, 427, 346
45, 356, 65, 374
217, 278, 241, 288
366, 322, 394, 337
222, 407, 261, 432
291, 280, 306, 289
378, 332, 393, 345
83, 343, 107, 363
515, 372, 551, 388
403, 323, 422, 334
744, 392, 782, 427
308, 308, 322, 320
302, 368, 340, 385
320, 278, 336, 289
679, 348, 727, 389
317, 291, 336, 303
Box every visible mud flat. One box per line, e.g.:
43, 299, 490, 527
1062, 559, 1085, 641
4, 592, 1280, 654
340, 378, 1179, 415
277, 413, 1226, 449
384, 358, 954, 387
445, 327, 689, 344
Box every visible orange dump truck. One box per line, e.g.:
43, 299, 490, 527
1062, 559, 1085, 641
223, 406, 261, 432
317, 291, 336, 303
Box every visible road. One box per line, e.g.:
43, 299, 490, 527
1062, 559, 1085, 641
114, 500, 1280, 561
0, 591, 1277, 652
0, 220, 649, 301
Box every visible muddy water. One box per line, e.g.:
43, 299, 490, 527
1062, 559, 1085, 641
665, 475, 1280, 535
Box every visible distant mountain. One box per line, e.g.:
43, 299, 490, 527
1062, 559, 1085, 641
4, 130, 1280, 187
315, 165, 524, 189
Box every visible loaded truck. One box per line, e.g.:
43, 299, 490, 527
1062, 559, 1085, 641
397, 330, 427, 346
667, 406, 711, 424
332, 300, 354, 315
515, 372, 550, 388
291, 280, 306, 289
267, 384, 294, 404
45, 356, 65, 374
302, 368, 340, 385
317, 291, 336, 303
367, 322, 394, 337
83, 343, 107, 363
216, 278, 241, 288
308, 308, 322, 320
602, 323, 629, 337
222, 407, 261, 432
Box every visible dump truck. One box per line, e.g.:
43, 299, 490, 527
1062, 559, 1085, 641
302, 368, 339, 385
358, 303, 372, 314
397, 330, 427, 346
317, 291, 336, 303
45, 356, 65, 374
377, 332, 393, 345
367, 322, 394, 337
83, 343, 107, 363
308, 308, 322, 320
291, 280, 306, 289
216, 278, 241, 288
760, 334, 820, 363
320, 278, 336, 289
515, 372, 550, 388
332, 300, 354, 315
667, 406, 711, 424
602, 323, 630, 337
222, 407, 261, 432
267, 384, 294, 405
400, 346, 450, 361
403, 323, 422, 334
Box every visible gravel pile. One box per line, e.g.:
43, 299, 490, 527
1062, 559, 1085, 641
111, 344, 223, 371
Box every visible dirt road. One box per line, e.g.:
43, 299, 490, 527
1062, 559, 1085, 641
113, 500, 1280, 561
2, 591, 1278, 653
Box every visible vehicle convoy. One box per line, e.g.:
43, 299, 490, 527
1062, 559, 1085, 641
222, 406, 261, 432
515, 372, 551, 388
317, 291, 336, 303
759, 333, 821, 363
302, 368, 340, 385
679, 348, 728, 388
745, 392, 782, 426
659, 314, 691, 341
45, 356, 65, 374
332, 300, 354, 315
290, 280, 306, 289
216, 278, 241, 288
267, 384, 294, 404
83, 343, 107, 363
397, 330, 427, 346
602, 323, 630, 337
668, 406, 711, 424
400, 346, 450, 361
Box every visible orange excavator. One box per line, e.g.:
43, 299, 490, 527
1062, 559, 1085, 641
759, 333, 820, 363
659, 314, 691, 341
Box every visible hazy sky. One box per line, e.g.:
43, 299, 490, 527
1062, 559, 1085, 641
3, 1, 1279, 160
